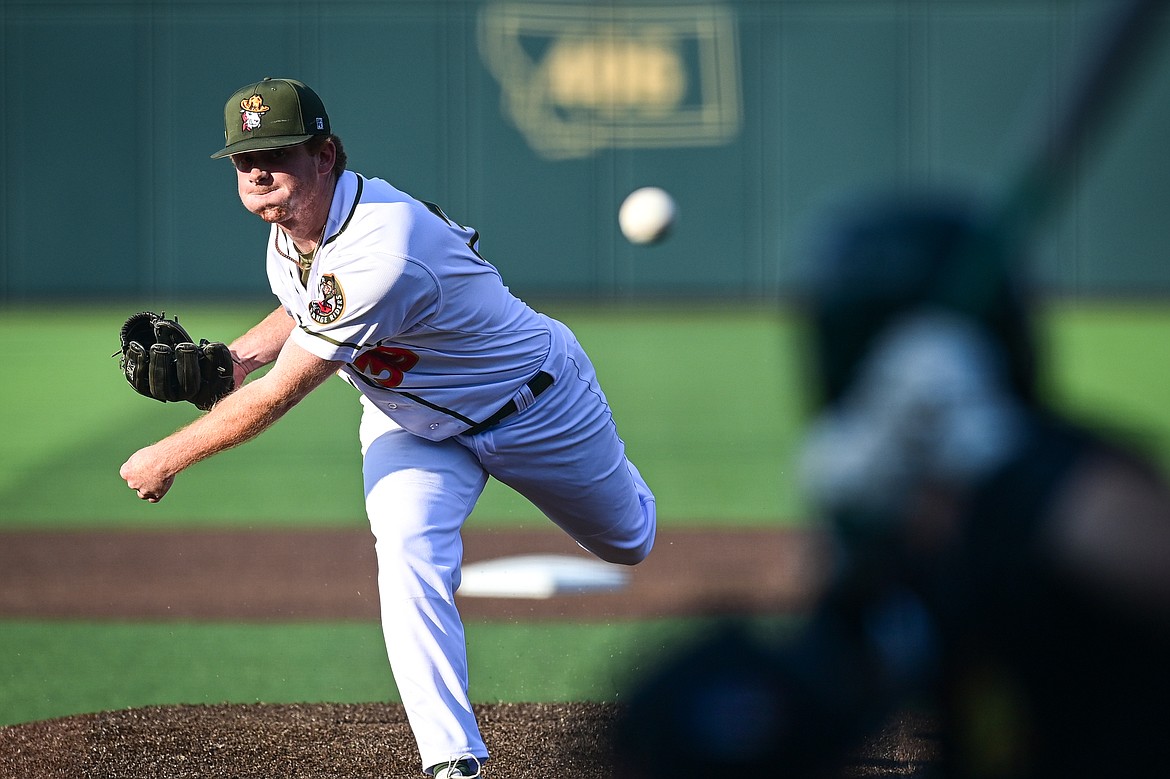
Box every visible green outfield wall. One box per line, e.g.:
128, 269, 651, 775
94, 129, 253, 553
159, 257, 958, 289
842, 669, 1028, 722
2, 0, 1169, 302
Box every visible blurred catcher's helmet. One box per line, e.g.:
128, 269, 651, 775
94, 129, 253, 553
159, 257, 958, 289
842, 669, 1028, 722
803, 193, 1037, 407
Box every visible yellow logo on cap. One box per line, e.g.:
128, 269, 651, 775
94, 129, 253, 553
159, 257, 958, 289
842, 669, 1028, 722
239, 94, 271, 133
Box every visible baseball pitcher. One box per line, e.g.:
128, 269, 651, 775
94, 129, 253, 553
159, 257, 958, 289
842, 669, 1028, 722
119, 77, 657, 779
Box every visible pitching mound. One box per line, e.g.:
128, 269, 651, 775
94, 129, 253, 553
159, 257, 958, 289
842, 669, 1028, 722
0, 701, 938, 778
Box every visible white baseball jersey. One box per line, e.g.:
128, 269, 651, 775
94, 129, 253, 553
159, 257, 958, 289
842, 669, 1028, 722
267, 170, 552, 440
261, 168, 656, 772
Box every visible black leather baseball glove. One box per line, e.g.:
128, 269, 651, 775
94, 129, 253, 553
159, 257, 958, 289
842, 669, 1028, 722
119, 311, 235, 411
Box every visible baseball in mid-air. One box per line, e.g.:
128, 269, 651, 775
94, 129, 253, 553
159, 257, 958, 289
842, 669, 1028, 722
619, 186, 676, 245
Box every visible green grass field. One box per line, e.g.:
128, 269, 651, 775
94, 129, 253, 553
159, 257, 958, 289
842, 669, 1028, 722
0, 617, 736, 726
1, 300, 1168, 726
0, 302, 803, 528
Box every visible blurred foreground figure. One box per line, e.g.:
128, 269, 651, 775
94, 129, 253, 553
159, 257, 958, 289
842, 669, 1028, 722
614, 194, 1170, 778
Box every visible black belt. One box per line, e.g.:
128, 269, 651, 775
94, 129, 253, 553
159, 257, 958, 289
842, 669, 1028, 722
465, 372, 554, 435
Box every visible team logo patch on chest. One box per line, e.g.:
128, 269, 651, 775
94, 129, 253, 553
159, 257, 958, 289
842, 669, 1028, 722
308, 273, 345, 324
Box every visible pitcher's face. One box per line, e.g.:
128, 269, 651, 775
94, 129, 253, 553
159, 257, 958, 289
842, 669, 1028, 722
231, 143, 329, 227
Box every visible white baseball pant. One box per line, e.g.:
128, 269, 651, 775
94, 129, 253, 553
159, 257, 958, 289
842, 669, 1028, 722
358, 321, 656, 772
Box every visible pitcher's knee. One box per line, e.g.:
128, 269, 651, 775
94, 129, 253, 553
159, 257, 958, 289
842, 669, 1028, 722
590, 524, 655, 566
606, 541, 652, 566
610, 498, 657, 565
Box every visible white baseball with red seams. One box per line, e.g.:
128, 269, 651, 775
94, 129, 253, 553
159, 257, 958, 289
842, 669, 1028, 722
265, 169, 657, 773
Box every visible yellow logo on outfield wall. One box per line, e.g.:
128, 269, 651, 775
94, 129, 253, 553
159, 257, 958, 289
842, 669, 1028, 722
478, 3, 742, 159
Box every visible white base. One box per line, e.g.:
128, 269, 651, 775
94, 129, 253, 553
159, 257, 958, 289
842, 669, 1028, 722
458, 554, 630, 599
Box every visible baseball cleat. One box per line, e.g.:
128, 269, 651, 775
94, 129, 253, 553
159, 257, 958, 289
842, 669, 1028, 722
430, 755, 482, 779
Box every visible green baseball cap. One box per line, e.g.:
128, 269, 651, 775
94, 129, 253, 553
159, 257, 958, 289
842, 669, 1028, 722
210, 77, 331, 159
